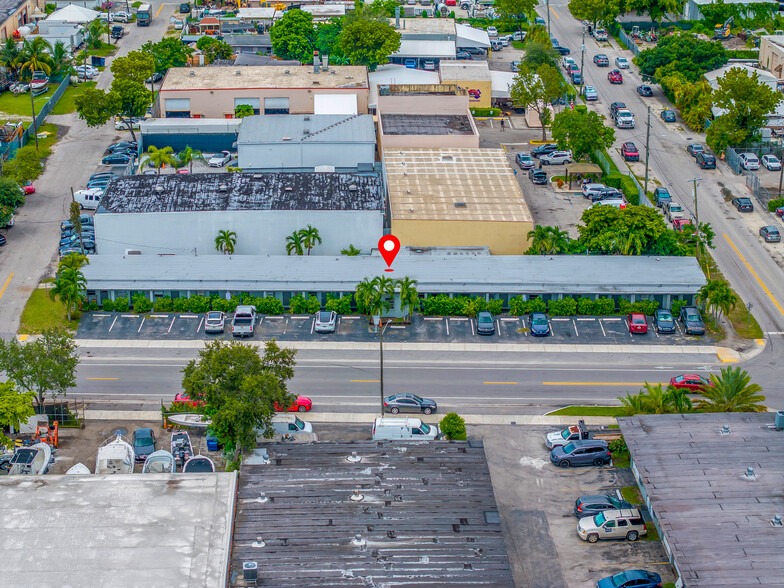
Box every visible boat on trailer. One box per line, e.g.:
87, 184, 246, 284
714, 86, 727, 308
6, 442, 51, 475
95, 434, 134, 474
142, 450, 176, 473
171, 431, 193, 467
182, 455, 215, 473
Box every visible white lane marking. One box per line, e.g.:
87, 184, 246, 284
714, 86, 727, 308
179, 314, 198, 318
283, 317, 288, 334
572, 319, 579, 337
576, 318, 595, 321
446, 320, 450, 336
121, 314, 139, 318
450, 317, 468, 321
92, 314, 110, 317
196, 317, 204, 332
310, 319, 315, 334
167, 317, 176, 333
599, 320, 607, 336
108, 316, 118, 332
551, 318, 570, 321
291, 315, 310, 319
137, 318, 145, 333
424, 317, 442, 321
501, 318, 518, 322
150, 314, 169, 318
496, 319, 500, 334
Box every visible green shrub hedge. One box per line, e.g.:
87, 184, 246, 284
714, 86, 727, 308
325, 294, 353, 315
470, 107, 501, 117
605, 173, 640, 205
767, 197, 784, 212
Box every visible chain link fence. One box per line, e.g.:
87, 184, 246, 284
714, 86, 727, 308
618, 28, 641, 56
746, 172, 779, 210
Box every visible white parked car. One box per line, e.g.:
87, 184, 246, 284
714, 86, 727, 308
615, 56, 630, 69
74, 65, 98, 78
593, 199, 626, 209
762, 154, 781, 171
208, 151, 233, 167
115, 117, 143, 130
486, 26, 498, 37
561, 56, 576, 71
539, 150, 573, 165
113, 10, 132, 22
738, 153, 760, 170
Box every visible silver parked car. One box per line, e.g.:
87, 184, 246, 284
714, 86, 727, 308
204, 311, 225, 334
539, 150, 573, 165
314, 310, 337, 333
577, 508, 648, 542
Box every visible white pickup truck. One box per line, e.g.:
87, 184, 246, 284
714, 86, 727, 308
231, 305, 257, 337
614, 109, 636, 129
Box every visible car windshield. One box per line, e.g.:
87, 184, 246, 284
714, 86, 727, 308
659, 313, 672, 321
134, 433, 153, 447
670, 205, 682, 211
686, 312, 700, 321
532, 316, 548, 325
632, 317, 645, 324
594, 512, 606, 526
207, 312, 222, 320
419, 422, 431, 434
479, 315, 492, 323
318, 311, 332, 321
520, 154, 532, 161
608, 496, 620, 508
410, 394, 423, 403
563, 442, 575, 453
560, 428, 571, 439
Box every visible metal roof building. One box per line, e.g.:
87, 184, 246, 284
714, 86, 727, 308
619, 412, 784, 588
230, 441, 513, 586
82, 253, 706, 311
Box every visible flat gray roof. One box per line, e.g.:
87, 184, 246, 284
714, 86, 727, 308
380, 113, 474, 135
231, 441, 513, 586
81, 254, 706, 294
237, 114, 376, 145
98, 172, 384, 213
619, 413, 784, 588
0, 473, 237, 587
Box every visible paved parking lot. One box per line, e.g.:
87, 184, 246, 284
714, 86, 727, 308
478, 424, 676, 588
77, 312, 711, 345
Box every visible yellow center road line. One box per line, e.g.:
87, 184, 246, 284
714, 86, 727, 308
350, 379, 380, 383
155, 4, 164, 17
549, 6, 559, 19
483, 381, 518, 385
85, 377, 119, 380
723, 233, 784, 318
0, 273, 14, 300
543, 382, 664, 386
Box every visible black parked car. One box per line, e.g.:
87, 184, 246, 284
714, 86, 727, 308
554, 45, 571, 55
102, 152, 134, 165
696, 151, 716, 169
531, 143, 558, 158
529, 312, 551, 336
477, 311, 495, 335
574, 494, 633, 518
145, 72, 164, 84
679, 305, 705, 335
133, 428, 156, 462
636, 84, 653, 97
383, 393, 437, 415
732, 197, 753, 212
529, 169, 548, 184
653, 309, 676, 334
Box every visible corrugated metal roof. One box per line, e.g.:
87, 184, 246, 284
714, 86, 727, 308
98, 172, 384, 213
393, 40, 456, 58
82, 254, 706, 294
237, 114, 375, 145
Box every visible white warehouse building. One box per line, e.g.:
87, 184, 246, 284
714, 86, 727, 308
93, 173, 385, 256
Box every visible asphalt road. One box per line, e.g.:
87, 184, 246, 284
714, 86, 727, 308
0, 0, 174, 339
69, 345, 782, 414
541, 0, 784, 336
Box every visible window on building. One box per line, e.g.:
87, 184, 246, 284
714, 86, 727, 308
234, 97, 261, 115
164, 98, 191, 118
264, 97, 289, 115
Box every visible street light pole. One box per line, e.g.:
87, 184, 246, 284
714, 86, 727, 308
778, 157, 784, 197
546, 0, 551, 37
579, 26, 586, 94
643, 105, 651, 199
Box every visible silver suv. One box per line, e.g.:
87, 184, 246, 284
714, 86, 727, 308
539, 150, 573, 165
665, 201, 685, 221
577, 508, 647, 543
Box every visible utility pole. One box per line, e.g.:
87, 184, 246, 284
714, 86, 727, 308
546, 0, 551, 37
376, 317, 390, 416
687, 178, 702, 261
30, 89, 39, 150
643, 105, 651, 200
579, 26, 586, 94
778, 156, 784, 197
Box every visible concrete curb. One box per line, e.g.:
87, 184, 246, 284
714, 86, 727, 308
71, 338, 721, 355
83, 409, 617, 426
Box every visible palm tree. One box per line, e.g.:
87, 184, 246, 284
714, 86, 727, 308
548, 226, 570, 254
396, 277, 420, 317
355, 276, 395, 318
85, 19, 108, 50
178, 146, 207, 173
527, 225, 552, 255
49, 41, 71, 77
341, 245, 361, 256
142, 146, 176, 175
620, 231, 646, 256
49, 267, 87, 321
19, 37, 52, 80
300, 225, 322, 255
665, 386, 693, 413
58, 252, 90, 272
696, 367, 766, 412
285, 231, 305, 255
697, 279, 737, 322
639, 383, 672, 414
618, 391, 649, 416
0, 38, 21, 78
354, 278, 377, 315
215, 230, 237, 255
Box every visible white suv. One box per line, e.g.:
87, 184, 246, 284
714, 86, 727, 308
539, 150, 573, 165
577, 508, 647, 543
582, 183, 607, 198
739, 153, 760, 170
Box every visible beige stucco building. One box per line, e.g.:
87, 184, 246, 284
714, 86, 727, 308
759, 35, 784, 80
438, 61, 492, 109
0, 0, 41, 42
158, 65, 369, 119
384, 148, 533, 255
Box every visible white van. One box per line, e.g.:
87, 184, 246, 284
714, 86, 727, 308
372, 417, 439, 441
74, 188, 104, 210
254, 414, 313, 441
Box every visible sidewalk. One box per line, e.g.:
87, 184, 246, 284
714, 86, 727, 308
83, 409, 617, 426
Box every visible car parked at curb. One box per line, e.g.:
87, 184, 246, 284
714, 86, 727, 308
101, 152, 134, 165
74, 64, 98, 78
21, 181, 34, 194
762, 154, 781, 171
679, 305, 705, 335
383, 393, 437, 415
653, 187, 671, 207
539, 150, 572, 165
314, 310, 338, 333
627, 313, 648, 334
696, 151, 716, 169
530, 311, 550, 336
760, 225, 781, 242
732, 197, 753, 212
551, 440, 612, 468
665, 201, 685, 222
686, 144, 704, 157
636, 84, 653, 96
621, 142, 639, 161
577, 508, 647, 542
739, 152, 760, 170
531, 143, 558, 158
615, 56, 629, 68
670, 374, 710, 391
204, 311, 225, 334
574, 494, 632, 518
597, 569, 662, 588
660, 108, 676, 122
592, 28, 608, 41
653, 309, 676, 333
582, 85, 598, 101
516, 152, 535, 169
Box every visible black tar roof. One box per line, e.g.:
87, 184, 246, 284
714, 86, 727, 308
99, 172, 384, 213
230, 441, 513, 586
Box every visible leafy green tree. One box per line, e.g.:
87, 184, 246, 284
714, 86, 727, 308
494, 0, 537, 28
696, 367, 765, 412
344, 0, 393, 24
270, 9, 316, 63
0, 38, 21, 78
215, 229, 238, 255
3, 145, 43, 184
551, 108, 615, 161
625, 0, 686, 23
196, 36, 234, 64
181, 340, 297, 459
19, 37, 52, 79
521, 41, 560, 70
341, 244, 361, 255
142, 37, 194, 71
577, 205, 669, 255
110, 51, 155, 85
0, 177, 25, 211
315, 21, 344, 59
662, 74, 713, 131
637, 34, 726, 82
0, 382, 35, 446
568, 0, 621, 26
50, 267, 87, 321
511, 64, 565, 140
439, 412, 467, 440
300, 225, 322, 255
285, 230, 305, 255
141, 145, 176, 175
339, 20, 401, 71
0, 328, 79, 407
397, 277, 420, 317
178, 146, 206, 173
234, 104, 254, 118
707, 67, 783, 153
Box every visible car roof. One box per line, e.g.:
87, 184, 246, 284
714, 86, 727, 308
764, 225, 779, 231
603, 508, 641, 519
578, 494, 614, 502
571, 439, 608, 447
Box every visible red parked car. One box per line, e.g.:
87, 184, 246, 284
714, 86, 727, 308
775, 206, 784, 217
621, 142, 640, 161
670, 374, 710, 392
608, 69, 623, 84
173, 392, 312, 412
21, 181, 35, 194
626, 313, 648, 334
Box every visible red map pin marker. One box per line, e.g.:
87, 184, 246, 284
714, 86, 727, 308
378, 235, 400, 272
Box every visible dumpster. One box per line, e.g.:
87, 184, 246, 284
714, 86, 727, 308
91, 56, 106, 67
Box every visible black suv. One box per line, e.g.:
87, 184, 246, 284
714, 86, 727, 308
531, 143, 558, 158
679, 306, 705, 335
732, 197, 753, 212
696, 151, 716, 169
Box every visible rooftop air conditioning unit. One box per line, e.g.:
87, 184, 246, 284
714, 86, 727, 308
284, 186, 293, 191
125, 250, 142, 255
218, 184, 228, 192
348, 184, 358, 191
283, 70, 290, 75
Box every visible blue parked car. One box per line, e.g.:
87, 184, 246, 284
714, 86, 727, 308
550, 440, 611, 468
404, 58, 416, 69
529, 312, 551, 336
597, 569, 662, 588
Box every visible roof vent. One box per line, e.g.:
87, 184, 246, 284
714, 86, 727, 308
454, 202, 467, 208
441, 155, 455, 162
351, 533, 366, 547
284, 186, 293, 191
252, 174, 263, 179
348, 184, 358, 191
304, 115, 311, 121
409, 207, 414, 212
772, 514, 783, 527
218, 184, 228, 192
745, 466, 757, 479
255, 492, 270, 503
282, 136, 292, 141
312, 80, 320, 85
346, 451, 361, 463
303, 129, 310, 135
720, 424, 731, 435
251, 536, 266, 548
283, 69, 290, 75
189, 70, 195, 76
154, 185, 164, 193
235, 70, 241, 76
350, 489, 364, 502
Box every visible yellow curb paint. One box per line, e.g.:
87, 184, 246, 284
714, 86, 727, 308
723, 233, 784, 318
756, 339, 765, 346
351, 379, 379, 383
0, 273, 14, 300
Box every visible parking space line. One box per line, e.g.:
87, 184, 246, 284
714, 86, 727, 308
108, 316, 118, 332
496, 319, 500, 333
137, 317, 145, 333
121, 314, 139, 318
92, 314, 110, 317
603, 317, 621, 322
265, 316, 284, 319
341, 316, 360, 320
450, 317, 468, 321
471, 320, 475, 336
291, 315, 310, 319
446, 320, 449, 336
500, 318, 518, 322
423, 317, 442, 321
167, 317, 175, 333
310, 319, 315, 334
390, 325, 406, 329
576, 318, 595, 321
599, 320, 606, 336
572, 319, 579, 336
196, 317, 203, 332
179, 314, 197, 318
150, 314, 169, 318
676, 321, 685, 336
283, 317, 289, 334
551, 318, 570, 321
